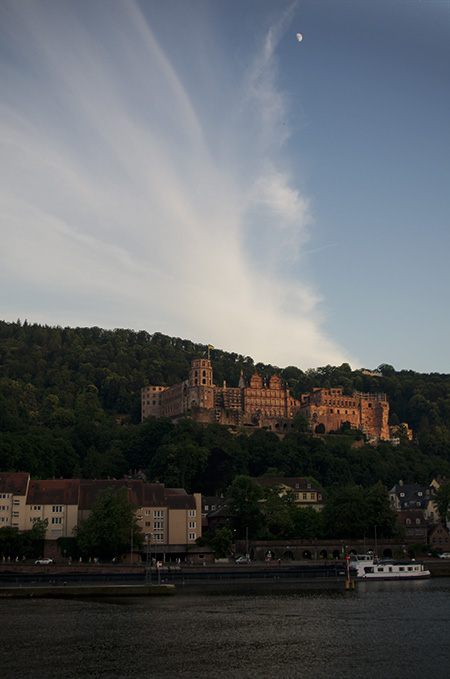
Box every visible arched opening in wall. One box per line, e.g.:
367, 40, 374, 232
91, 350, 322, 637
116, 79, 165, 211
284, 550, 294, 561
319, 549, 328, 559
332, 549, 340, 559
202, 379, 206, 384
302, 550, 312, 560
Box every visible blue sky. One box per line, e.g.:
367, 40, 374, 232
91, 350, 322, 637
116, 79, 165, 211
1, 0, 449, 373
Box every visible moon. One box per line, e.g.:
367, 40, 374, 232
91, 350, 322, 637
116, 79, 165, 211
296, 33, 303, 42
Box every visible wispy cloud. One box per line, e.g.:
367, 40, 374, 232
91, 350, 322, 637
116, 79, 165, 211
0, 0, 354, 369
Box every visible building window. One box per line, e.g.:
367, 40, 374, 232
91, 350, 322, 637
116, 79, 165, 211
189, 521, 196, 529
154, 521, 164, 530
51, 517, 63, 525
311, 493, 316, 500
189, 533, 196, 541
189, 510, 196, 517
154, 510, 164, 519
52, 506, 63, 513
32, 506, 41, 511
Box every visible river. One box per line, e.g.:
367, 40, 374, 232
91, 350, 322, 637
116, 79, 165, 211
1, 578, 449, 678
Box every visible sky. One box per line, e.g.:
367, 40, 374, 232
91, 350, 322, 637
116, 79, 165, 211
1, 0, 449, 374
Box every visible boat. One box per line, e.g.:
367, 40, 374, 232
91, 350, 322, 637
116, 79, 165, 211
348, 554, 430, 580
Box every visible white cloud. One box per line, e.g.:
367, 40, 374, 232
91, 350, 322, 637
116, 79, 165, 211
0, 0, 354, 369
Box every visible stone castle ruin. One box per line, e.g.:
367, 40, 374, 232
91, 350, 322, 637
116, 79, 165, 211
141, 359, 390, 441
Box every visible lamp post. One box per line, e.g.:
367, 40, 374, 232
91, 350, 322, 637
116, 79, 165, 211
130, 522, 133, 565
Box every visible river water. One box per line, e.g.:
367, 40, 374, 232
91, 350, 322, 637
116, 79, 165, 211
1, 579, 449, 679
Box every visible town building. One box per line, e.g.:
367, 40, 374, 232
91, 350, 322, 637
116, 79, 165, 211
389, 480, 437, 522
253, 477, 325, 511
142, 359, 391, 441
0, 472, 201, 559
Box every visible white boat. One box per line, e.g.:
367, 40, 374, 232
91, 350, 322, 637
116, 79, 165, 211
349, 555, 430, 580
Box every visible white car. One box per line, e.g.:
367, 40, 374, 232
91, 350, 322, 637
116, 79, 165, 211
35, 557, 53, 565
438, 552, 450, 559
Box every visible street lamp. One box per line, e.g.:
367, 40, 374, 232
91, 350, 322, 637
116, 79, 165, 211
130, 522, 133, 565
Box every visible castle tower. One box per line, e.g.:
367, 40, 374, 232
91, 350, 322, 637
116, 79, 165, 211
189, 358, 213, 387
187, 358, 215, 411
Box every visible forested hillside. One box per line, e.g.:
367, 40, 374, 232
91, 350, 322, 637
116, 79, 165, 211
1, 320, 450, 493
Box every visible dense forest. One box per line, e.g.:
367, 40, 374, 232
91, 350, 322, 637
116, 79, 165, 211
1, 319, 450, 496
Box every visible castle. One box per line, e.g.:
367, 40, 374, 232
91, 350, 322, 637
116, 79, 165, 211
141, 359, 390, 441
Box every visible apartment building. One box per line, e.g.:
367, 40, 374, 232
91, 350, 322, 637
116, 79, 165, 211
0, 473, 201, 556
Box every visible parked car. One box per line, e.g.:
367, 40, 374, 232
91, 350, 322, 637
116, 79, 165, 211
438, 552, 450, 559
35, 557, 53, 565
235, 556, 250, 564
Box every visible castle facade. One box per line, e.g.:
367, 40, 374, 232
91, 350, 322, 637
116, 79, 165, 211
299, 387, 390, 441
141, 359, 390, 440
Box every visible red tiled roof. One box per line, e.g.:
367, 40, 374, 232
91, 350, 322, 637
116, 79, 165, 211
165, 493, 196, 510
0, 472, 30, 495
78, 480, 143, 510
27, 479, 80, 505
142, 483, 166, 507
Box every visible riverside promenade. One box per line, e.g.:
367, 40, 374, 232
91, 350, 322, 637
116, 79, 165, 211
0, 558, 448, 597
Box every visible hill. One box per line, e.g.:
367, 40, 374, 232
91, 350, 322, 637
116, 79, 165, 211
1, 319, 450, 492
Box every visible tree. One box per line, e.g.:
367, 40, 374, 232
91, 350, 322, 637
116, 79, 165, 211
260, 487, 295, 539
75, 486, 143, 560
210, 525, 233, 557
227, 475, 264, 539
434, 482, 450, 525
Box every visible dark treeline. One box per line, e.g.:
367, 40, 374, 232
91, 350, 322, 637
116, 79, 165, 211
1, 320, 450, 493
